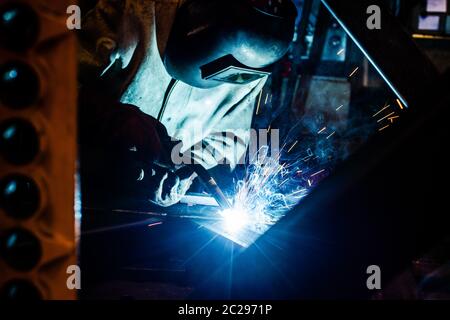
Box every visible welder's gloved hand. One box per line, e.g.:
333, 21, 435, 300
142, 165, 197, 207
98, 103, 196, 207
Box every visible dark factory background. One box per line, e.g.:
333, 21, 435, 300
1, 0, 450, 300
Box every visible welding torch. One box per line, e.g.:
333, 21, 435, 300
157, 138, 232, 211
189, 164, 232, 210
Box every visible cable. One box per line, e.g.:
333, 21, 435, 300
157, 78, 179, 122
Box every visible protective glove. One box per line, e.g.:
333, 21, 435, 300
140, 165, 197, 207
81, 101, 196, 207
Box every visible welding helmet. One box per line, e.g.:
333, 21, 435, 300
164, 0, 297, 88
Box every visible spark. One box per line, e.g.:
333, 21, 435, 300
302, 155, 312, 162
287, 140, 298, 153
389, 116, 400, 123
326, 131, 336, 139
292, 188, 307, 195
377, 112, 396, 123
255, 90, 263, 115
396, 98, 404, 110
337, 48, 345, 56
379, 125, 390, 132
265, 93, 269, 105
279, 178, 289, 186
348, 67, 359, 78
219, 146, 309, 242
336, 105, 344, 111
317, 127, 327, 134
310, 169, 325, 178
372, 104, 390, 117
148, 222, 163, 228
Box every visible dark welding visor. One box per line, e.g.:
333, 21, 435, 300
164, 0, 297, 88
201, 54, 271, 85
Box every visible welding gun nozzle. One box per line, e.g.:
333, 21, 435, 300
191, 164, 232, 210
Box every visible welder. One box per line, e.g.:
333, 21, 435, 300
78, 0, 297, 207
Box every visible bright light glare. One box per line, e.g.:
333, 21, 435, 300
220, 207, 249, 234
198, 146, 309, 247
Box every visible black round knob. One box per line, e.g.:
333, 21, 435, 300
0, 174, 40, 220
0, 118, 40, 165
0, 279, 42, 300
0, 2, 40, 51
0, 228, 42, 272
0, 61, 40, 109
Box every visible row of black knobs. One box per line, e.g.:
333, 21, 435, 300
0, 2, 44, 300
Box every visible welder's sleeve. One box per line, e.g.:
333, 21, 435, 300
190, 78, 267, 170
